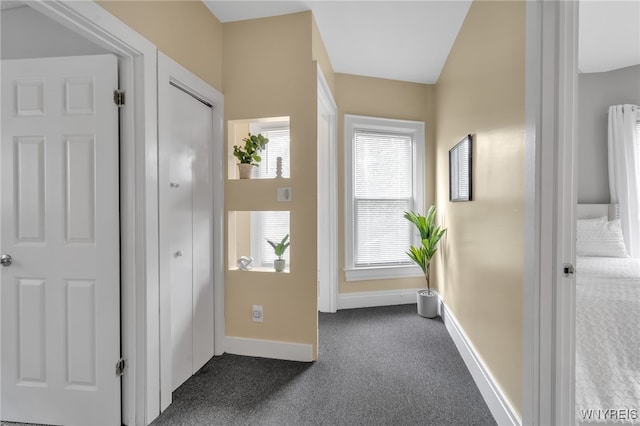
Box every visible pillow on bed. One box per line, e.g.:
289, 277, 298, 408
577, 218, 629, 257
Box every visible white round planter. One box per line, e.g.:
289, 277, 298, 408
274, 259, 286, 272
417, 289, 439, 318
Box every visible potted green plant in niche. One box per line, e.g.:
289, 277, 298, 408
233, 133, 269, 179
267, 234, 290, 272
404, 205, 447, 318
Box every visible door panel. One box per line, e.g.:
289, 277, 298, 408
15, 137, 46, 242
165, 84, 214, 392
64, 136, 96, 243
191, 95, 214, 374
168, 89, 194, 389
1, 54, 120, 426
17, 279, 47, 385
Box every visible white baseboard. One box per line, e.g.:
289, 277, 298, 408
224, 336, 314, 362
441, 301, 522, 426
337, 288, 423, 310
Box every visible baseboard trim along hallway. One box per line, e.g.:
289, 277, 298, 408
337, 288, 424, 310
440, 300, 522, 426
225, 336, 314, 362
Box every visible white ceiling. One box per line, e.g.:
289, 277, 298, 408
204, 1, 472, 84
204, 0, 640, 83
579, 0, 640, 73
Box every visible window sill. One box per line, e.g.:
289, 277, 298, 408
229, 267, 289, 273
344, 265, 423, 282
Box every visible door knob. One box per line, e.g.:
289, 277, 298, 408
175, 250, 183, 257
1, 254, 12, 267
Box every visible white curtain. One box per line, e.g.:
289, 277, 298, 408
608, 104, 640, 258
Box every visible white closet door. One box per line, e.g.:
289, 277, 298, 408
1, 55, 120, 426
166, 84, 214, 391
189, 90, 215, 374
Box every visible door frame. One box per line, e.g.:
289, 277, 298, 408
2, 1, 161, 424
316, 66, 339, 313
522, 1, 578, 425
157, 52, 225, 411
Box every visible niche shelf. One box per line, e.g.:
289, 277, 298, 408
228, 116, 290, 180
228, 210, 290, 273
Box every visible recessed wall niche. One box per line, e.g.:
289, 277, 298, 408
228, 210, 290, 272
228, 116, 290, 180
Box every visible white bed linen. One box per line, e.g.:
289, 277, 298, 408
576, 256, 640, 424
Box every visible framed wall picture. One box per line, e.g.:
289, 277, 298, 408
449, 134, 472, 202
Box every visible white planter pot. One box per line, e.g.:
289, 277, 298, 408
238, 163, 253, 179
417, 289, 439, 318
274, 259, 286, 272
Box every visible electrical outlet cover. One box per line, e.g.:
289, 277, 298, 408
252, 304, 263, 322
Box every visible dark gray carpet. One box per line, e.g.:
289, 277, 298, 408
151, 304, 497, 426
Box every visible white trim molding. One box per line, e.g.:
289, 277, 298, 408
343, 114, 425, 282
441, 301, 521, 426
317, 64, 339, 314
337, 288, 423, 310
157, 52, 225, 413
344, 265, 423, 282
22, 2, 159, 424
523, 2, 579, 425
225, 337, 314, 363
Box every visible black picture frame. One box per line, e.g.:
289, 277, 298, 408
449, 134, 472, 202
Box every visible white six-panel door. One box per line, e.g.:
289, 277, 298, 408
0, 55, 120, 425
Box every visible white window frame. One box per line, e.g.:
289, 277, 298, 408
249, 120, 290, 268
344, 114, 425, 281
250, 210, 290, 268
249, 120, 290, 179
636, 119, 640, 175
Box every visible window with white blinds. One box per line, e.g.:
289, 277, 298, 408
250, 123, 290, 179
344, 115, 425, 281
249, 121, 290, 267
251, 211, 290, 267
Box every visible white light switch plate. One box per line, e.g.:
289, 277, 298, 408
277, 187, 292, 202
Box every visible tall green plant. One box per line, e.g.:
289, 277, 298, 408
233, 133, 269, 166
404, 205, 446, 294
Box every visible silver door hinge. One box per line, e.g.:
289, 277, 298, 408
113, 90, 125, 107
116, 358, 127, 377
563, 263, 575, 277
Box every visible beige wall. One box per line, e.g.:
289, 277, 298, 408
97, 0, 223, 91
434, 0, 525, 416
97, 4, 527, 410
334, 73, 436, 293
223, 12, 319, 357
312, 16, 335, 96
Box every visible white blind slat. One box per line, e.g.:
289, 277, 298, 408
353, 129, 414, 266
256, 127, 290, 179
251, 124, 290, 266
355, 199, 412, 266
254, 211, 290, 266
354, 130, 412, 198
